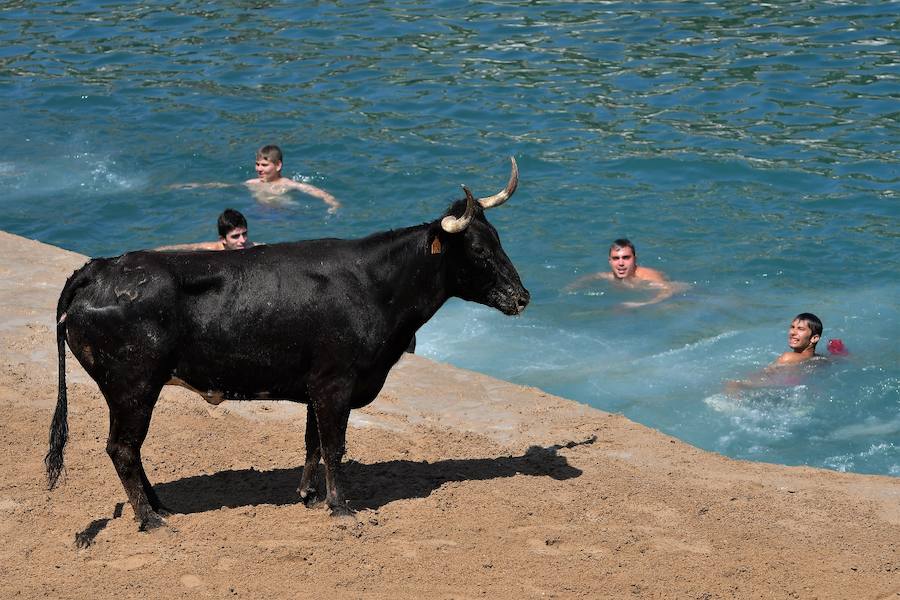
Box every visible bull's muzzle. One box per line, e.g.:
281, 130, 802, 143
495, 285, 530, 316
515, 288, 530, 314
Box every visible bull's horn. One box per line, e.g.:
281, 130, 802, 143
478, 156, 518, 209
441, 186, 476, 233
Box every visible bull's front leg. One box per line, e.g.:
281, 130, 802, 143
297, 403, 322, 506
309, 382, 354, 518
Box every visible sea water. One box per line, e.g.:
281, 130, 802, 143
1, 1, 897, 475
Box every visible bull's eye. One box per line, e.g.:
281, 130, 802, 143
471, 244, 488, 258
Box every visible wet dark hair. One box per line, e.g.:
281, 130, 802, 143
794, 313, 823, 338
256, 144, 283, 164
609, 238, 636, 256
217, 208, 248, 238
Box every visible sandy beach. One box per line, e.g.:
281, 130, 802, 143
0, 230, 897, 599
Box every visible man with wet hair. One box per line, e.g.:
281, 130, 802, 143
155, 208, 258, 252
171, 144, 340, 212
245, 144, 340, 212
726, 313, 825, 392
774, 312, 823, 365
567, 238, 681, 307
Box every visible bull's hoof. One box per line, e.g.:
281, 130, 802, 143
138, 512, 167, 532
298, 487, 320, 507
300, 495, 322, 508
328, 503, 355, 519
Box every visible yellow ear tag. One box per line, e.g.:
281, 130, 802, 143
431, 237, 442, 255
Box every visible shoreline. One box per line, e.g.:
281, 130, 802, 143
2, 230, 898, 599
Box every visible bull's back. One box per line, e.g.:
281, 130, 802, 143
61, 243, 398, 402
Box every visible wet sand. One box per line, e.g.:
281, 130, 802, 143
1, 230, 897, 599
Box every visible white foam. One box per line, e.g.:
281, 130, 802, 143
824, 443, 899, 474
703, 387, 813, 440
647, 330, 741, 359
8, 148, 145, 197
829, 417, 900, 440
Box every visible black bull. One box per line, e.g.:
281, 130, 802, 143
45, 158, 529, 531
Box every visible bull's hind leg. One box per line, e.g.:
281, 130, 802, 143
140, 468, 172, 515
297, 403, 322, 506
309, 382, 354, 517
104, 392, 165, 531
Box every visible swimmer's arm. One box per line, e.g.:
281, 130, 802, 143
725, 378, 754, 393
725, 371, 771, 393
153, 240, 223, 252
725, 358, 796, 393
168, 182, 235, 190
622, 282, 675, 308
289, 181, 341, 212
621, 268, 672, 307
621, 279, 685, 308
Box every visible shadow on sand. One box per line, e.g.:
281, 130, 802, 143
158, 438, 593, 514
75, 438, 593, 546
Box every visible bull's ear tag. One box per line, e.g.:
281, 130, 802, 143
430, 237, 442, 255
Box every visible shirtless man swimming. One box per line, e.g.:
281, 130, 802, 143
568, 238, 681, 308
774, 313, 823, 365
246, 144, 340, 212
172, 144, 340, 212
726, 313, 824, 391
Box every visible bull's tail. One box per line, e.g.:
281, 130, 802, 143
46, 261, 96, 490
45, 315, 69, 489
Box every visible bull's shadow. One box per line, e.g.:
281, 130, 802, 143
154, 438, 592, 515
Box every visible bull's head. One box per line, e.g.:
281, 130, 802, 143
437, 157, 530, 316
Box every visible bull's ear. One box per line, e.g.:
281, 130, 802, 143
427, 230, 444, 255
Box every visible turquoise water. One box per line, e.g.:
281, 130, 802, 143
1, 1, 897, 475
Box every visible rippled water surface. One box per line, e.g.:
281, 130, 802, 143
1, 1, 897, 475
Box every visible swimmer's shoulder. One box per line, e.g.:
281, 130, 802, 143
635, 266, 667, 283
774, 352, 805, 365
774, 352, 828, 366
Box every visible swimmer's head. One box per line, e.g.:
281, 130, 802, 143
609, 238, 636, 256
255, 144, 284, 182
256, 144, 283, 164
788, 313, 822, 353
217, 208, 250, 250
794, 313, 822, 337
608, 238, 637, 279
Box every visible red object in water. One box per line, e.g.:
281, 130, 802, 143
827, 339, 848, 355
